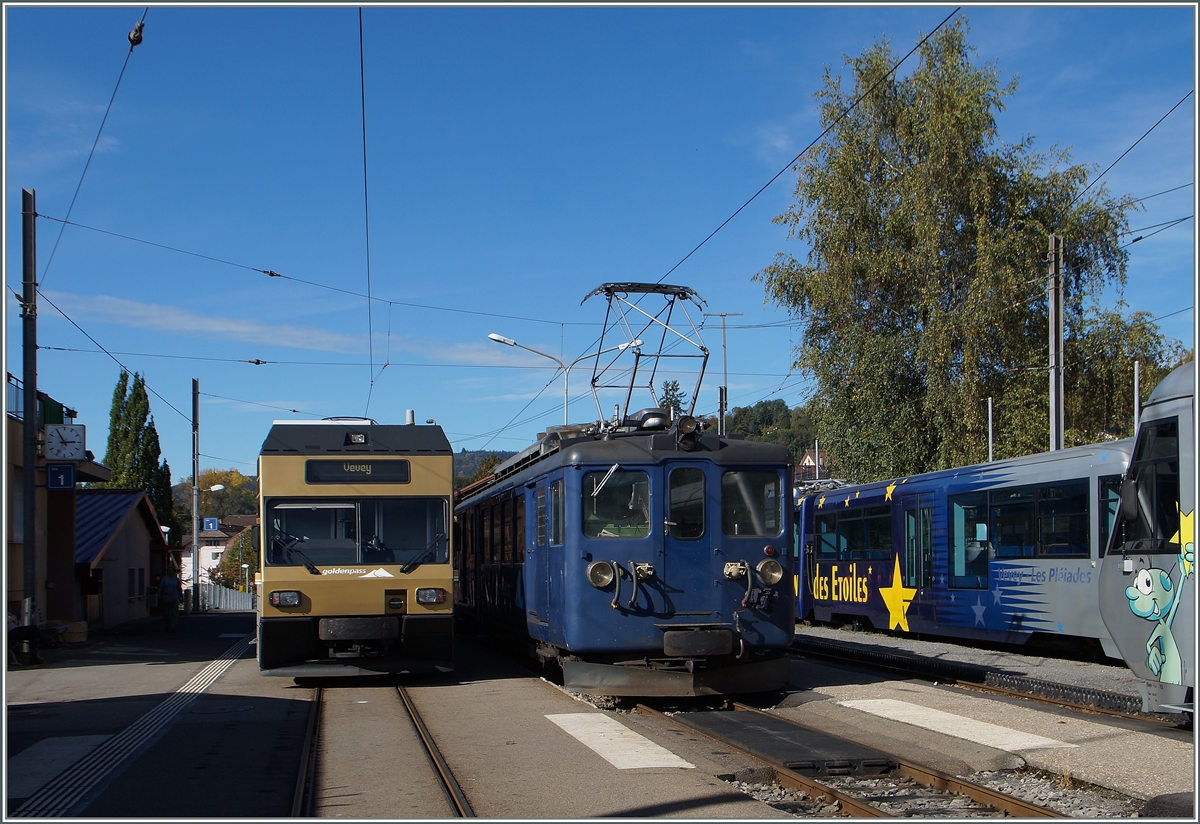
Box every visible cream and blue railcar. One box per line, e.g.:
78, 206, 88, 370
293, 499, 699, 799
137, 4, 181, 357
256, 419, 454, 677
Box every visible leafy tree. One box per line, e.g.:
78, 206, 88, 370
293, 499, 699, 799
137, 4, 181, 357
659, 380, 689, 416
729, 399, 815, 462
472, 454, 503, 482
1063, 304, 1191, 446
96, 371, 182, 543
756, 18, 1151, 483
209, 529, 257, 591
172, 468, 258, 520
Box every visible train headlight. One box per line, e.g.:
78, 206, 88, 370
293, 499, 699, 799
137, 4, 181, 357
586, 560, 615, 588
415, 587, 447, 605
677, 416, 698, 435
269, 590, 301, 607
756, 559, 784, 586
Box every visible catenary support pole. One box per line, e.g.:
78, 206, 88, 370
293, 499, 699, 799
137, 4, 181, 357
987, 397, 994, 462
1048, 234, 1064, 451
22, 189, 38, 623
192, 378, 200, 613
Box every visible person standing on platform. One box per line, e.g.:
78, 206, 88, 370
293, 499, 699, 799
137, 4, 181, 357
160, 567, 183, 632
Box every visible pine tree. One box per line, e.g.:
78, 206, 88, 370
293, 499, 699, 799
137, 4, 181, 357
98, 371, 182, 543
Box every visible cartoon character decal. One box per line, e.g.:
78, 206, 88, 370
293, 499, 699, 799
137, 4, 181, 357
1125, 508, 1194, 685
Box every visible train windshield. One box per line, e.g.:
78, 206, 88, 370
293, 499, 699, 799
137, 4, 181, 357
1115, 417, 1180, 554
722, 471, 782, 537
583, 469, 650, 538
264, 497, 448, 567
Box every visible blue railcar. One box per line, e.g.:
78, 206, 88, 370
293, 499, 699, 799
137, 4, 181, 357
795, 438, 1132, 656
1099, 363, 1194, 716
455, 410, 795, 696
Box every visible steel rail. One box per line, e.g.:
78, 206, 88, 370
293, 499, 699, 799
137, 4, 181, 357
729, 703, 1064, 819
291, 686, 322, 817
635, 703, 887, 818
396, 686, 475, 817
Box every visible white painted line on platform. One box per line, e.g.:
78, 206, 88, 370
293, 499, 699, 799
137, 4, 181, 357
838, 699, 1078, 752
546, 713, 695, 770
6, 736, 111, 798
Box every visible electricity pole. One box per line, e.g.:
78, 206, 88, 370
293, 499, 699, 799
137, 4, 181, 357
704, 312, 741, 436
1047, 234, 1064, 451
192, 378, 201, 613
22, 189, 38, 623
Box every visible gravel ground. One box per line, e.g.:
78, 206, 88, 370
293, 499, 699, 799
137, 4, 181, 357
726, 770, 1147, 818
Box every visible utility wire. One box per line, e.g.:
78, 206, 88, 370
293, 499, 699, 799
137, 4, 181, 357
1121, 215, 1192, 249
36, 212, 597, 326
40, 9, 149, 289
1070, 89, 1194, 208
35, 288, 190, 422
1131, 182, 1193, 204
655, 6, 961, 284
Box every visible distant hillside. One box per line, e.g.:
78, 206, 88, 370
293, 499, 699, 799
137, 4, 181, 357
454, 449, 517, 485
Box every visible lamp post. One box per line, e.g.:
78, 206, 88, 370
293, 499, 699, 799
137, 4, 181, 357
190, 483, 225, 611
488, 334, 642, 424
241, 563, 250, 593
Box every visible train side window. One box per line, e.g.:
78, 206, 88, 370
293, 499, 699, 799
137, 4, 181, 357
514, 493, 526, 563
721, 471, 783, 537
1120, 418, 1180, 554
549, 480, 564, 546
863, 505, 891, 560
991, 486, 1035, 558
536, 487, 547, 546
815, 512, 838, 559
668, 467, 705, 539
502, 497, 513, 563
482, 506, 493, 564
949, 492, 988, 589
1036, 480, 1088, 556
1098, 475, 1122, 557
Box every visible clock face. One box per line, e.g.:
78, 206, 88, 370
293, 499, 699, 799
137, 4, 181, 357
45, 424, 86, 461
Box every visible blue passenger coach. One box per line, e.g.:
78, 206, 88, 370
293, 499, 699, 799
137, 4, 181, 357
796, 439, 1132, 655
455, 410, 795, 696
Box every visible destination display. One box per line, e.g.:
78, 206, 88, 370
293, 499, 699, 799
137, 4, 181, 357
305, 459, 410, 484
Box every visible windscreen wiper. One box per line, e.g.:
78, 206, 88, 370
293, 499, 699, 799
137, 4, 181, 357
400, 533, 445, 575
279, 535, 320, 576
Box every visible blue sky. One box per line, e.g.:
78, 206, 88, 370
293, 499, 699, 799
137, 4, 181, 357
5, 5, 1196, 483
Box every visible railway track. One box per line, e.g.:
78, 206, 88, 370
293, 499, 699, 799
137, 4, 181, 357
636, 703, 1065, 818
292, 684, 474, 818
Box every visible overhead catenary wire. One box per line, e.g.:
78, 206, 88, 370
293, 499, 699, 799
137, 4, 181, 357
359, 8, 379, 416
39, 8, 149, 289
1069, 89, 1194, 209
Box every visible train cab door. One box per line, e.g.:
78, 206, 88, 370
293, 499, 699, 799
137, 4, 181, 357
660, 464, 717, 618
900, 493, 935, 626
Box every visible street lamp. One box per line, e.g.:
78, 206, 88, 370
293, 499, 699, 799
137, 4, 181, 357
190, 483, 226, 612
241, 563, 250, 593
488, 334, 643, 424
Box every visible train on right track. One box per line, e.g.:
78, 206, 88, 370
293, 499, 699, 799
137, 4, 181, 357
792, 362, 1194, 716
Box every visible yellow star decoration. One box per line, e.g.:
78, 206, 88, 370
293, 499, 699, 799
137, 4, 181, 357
844, 497, 851, 507
1172, 507, 1195, 579
879, 555, 917, 632
855, 491, 860, 499
885, 481, 897, 501
818, 495, 826, 509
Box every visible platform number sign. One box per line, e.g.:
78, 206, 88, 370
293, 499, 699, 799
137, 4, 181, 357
46, 464, 76, 490
203, 517, 219, 532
